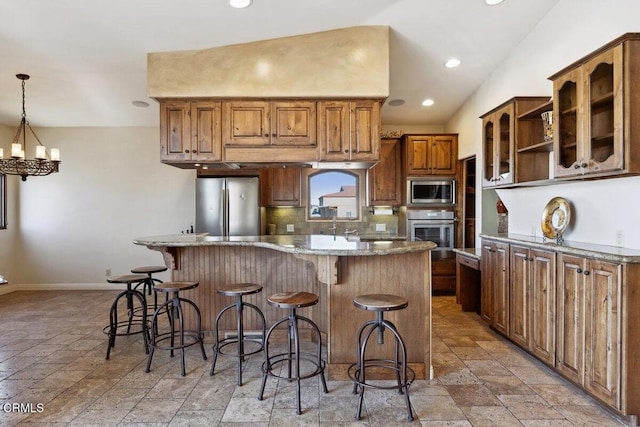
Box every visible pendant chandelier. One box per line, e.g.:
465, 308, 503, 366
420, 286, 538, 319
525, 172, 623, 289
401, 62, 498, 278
0, 74, 61, 181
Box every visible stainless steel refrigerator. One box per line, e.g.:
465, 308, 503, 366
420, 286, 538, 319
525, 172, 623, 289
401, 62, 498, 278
195, 177, 260, 236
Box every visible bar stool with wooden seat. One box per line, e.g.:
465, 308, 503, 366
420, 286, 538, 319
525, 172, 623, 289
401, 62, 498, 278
146, 281, 207, 376
348, 293, 414, 421
258, 291, 328, 415
131, 265, 168, 316
103, 274, 149, 360
209, 283, 266, 386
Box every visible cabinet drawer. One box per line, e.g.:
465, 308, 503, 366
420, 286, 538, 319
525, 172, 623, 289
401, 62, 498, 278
456, 254, 480, 270
432, 258, 456, 275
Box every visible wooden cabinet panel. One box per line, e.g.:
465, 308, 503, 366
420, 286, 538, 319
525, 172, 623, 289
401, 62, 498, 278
556, 254, 585, 384
319, 100, 380, 162
264, 167, 301, 206
223, 101, 270, 146
482, 103, 514, 187
529, 249, 556, 365
557, 254, 621, 408
405, 134, 458, 176
160, 100, 222, 163
368, 138, 402, 206
584, 259, 621, 407
191, 101, 222, 162
510, 246, 530, 348
160, 100, 191, 161
480, 240, 509, 334
271, 101, 316, 146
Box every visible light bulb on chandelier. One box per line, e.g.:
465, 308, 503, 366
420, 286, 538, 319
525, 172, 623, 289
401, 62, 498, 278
0, 74, 61, 181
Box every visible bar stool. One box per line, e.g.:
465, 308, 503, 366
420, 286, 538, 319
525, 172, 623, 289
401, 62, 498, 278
131, 265, 168, 315
210, 283, 266, 386
103, 274, 149, 360
146, 281, 207, 376
258, 291, 328, 415
348, 293, 414, 421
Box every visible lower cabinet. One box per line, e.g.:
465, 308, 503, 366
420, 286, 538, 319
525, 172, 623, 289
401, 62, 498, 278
481, 240, 509, 335
557, 254, 622, 409
509, 245, 555, 365
481, 238, 639, 418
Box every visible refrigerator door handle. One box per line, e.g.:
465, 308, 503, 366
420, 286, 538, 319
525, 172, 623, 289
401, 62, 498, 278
222, 188, 228, 237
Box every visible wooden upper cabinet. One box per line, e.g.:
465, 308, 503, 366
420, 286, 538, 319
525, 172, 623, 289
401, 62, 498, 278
319, 100, 380, 162
223, 100, 316, 147
550, 34, 640, 179
405, 134, 458, 176
160, 100, 222, 163
368, 138, 402, 206
263, 167, 302, 207
482, 103, 514, 187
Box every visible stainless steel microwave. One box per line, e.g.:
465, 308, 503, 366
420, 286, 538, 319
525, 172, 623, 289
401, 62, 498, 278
407, 178, 456, 206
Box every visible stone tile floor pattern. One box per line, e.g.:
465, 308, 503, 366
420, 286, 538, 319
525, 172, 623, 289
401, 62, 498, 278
0, 290, 631, 426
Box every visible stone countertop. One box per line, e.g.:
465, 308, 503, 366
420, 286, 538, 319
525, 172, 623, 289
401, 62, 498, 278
133, 234, 435, 256
453, 247, 482, 260
481, 233, 640, 263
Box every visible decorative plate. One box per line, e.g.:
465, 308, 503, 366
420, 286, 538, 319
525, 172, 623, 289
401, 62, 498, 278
541, 197, 571, 239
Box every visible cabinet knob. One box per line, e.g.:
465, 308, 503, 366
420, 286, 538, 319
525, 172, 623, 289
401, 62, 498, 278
272, 133, 276, 137
574, 164, 581, 169
264, 133, 269, 137
528, 257, 534, 261
581, 163, 588, 168
192, 150, 197, 153
184, 149, 189, 154
344, 149, 349, 153
576, 268, 582, 273
584, 270, 590, 276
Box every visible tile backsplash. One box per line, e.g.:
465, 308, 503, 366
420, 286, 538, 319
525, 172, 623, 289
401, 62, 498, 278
265, 207, 401, 237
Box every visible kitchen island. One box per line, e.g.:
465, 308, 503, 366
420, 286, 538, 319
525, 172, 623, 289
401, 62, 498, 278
133, 234, 436, 380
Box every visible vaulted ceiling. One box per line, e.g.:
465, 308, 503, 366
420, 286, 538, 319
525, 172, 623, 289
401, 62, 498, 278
0, 0, 559, 128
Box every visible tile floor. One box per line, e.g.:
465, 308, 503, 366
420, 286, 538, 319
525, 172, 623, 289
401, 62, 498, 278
0, 290, 630, 426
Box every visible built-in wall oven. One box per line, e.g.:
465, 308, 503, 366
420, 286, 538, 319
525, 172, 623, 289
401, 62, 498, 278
407, 210, 455, 260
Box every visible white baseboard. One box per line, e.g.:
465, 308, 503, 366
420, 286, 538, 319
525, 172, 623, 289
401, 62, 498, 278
0, 283, 117, 295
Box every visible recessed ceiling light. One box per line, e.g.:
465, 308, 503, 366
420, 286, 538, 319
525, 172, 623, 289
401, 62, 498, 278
422, 99, 435, 107
444, 58, 461, 68
485, 0, 505, 5
230, 0, 252, 8
388, 99, 405, 107
132, 100, 149, 108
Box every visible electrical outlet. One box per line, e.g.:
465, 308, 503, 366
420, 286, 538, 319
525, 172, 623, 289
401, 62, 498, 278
376, 223, 386, 232
616, 230, 624, 247
286, 224, 294, 233
105, 268, 111, 277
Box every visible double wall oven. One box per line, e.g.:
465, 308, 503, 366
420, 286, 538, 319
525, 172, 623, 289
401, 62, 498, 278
406, 178, 456, 260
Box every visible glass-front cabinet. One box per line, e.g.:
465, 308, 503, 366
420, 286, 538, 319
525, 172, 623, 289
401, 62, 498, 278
552, 42, 625, 178
482, 103, 514, 187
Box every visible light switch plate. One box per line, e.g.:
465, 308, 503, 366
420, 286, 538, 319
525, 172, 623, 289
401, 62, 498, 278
286, 224, 295, 233
376, 223, 386, 232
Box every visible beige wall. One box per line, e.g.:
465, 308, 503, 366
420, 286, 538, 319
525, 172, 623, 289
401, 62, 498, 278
0, 124, 19, 284
445, 0, 640, 248
4, 127, 196, 286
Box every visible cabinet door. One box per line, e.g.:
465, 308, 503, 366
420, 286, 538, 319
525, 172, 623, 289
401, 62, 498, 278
492, 242, 510, 336
223, 101, 270, 146
350, 100, 380, 161
480, 242, 494, 324
529, 249, 556, 365
430, 135, 457, 175
265, 167, 301, 206
318, 101, 349, 161
160, 100, 191, 161
271, 101, 316, 146
553, 68, 584, 177
369, 138, 402, 206
406, 135, 431, 175
584, 259, 621, 408
583, 45, 624, 175
191, 101, 222, 162
495, 105, 514, 186
510, 245, 530, 348
482, 116, 496, 186
556, 254, 585, 384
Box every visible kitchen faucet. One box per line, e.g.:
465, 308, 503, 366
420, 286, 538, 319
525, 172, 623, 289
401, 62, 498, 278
328, 207, 338, 237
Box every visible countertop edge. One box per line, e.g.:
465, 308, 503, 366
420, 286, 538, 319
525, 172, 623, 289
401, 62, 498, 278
133, 234, 436, 256
480, 233, 640, 263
